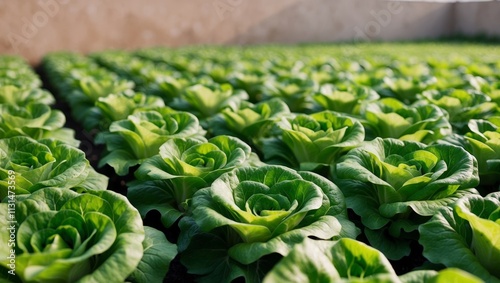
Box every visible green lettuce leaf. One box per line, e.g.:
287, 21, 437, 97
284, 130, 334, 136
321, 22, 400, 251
180, 165, 358, 282
129, 135, 256, 227
313, 84, 379, 115
209, 98, 291, 149
419, 89, 498, 132
0, 86, 54, 106
261, 77, 316, 112
379, 75, 437, 104
419, 192, 500, 282
96, 109, 206, 175
0, 188, 144, 283
177, 83, 248, 119
264, 238, 402, 283
263, 111, 364, 171
264, 239, 483, 283
0, 137, 108, 199
333, 138, 479, 259
0, 103, 79, 147
88, 92, 166, 130
440, 119, 500, 186
362, 98, 452, 143
128, 226, 177, 283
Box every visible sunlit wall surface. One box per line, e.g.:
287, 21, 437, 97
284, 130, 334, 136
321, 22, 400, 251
0, 0, 498, 63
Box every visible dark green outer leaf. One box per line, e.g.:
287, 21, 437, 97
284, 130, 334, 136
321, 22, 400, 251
128, 226, 177, 283
419, 192, 500, 283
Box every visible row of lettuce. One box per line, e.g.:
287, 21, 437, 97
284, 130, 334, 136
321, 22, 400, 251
1, 43, 499, 282
0, 56, 177, 283
36, 46, 500, 283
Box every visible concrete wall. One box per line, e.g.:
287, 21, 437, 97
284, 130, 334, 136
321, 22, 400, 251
454, 1, 500, 37
0, 0, 498, 64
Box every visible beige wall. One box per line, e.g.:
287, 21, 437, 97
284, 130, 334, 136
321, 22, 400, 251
0, 0, 498, 64
454, 1, 500, 37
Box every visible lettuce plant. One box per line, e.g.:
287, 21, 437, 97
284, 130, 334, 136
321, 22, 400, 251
419, 192, 500, 283
67, 67, 128, 90
419, 89, 498, 132
92, 51, 189, 103
263, 238, 401, 283
0, 187, 175, 283
348, 68, 390, 89
44, 58, 135, 127
144, 74, 191, 103
83, 92, 167, 130
261, 78, 316, 112
433, 70, 470, 90
0, 103, 79, 147
69, 77, 136, 126
332, 138, 480, 259
96, 109, 206, 175
72, 75, 135, 104
91, 50, 165, 85
263, 238, 483, 283
41, 52, 101, 96
362, 98, 453, 143
0, 85, 55, 106
439, 119, 500, 186
379, 75, 437, 104
0, 137, 108, 200
173, 84, 248, 120
209, 98, 291, 148
179, 165, 358, 283
263, 111, 364, 171
128, 135, 258, 227
228, 72, 267, 102
0, 67, 41, 90
312, 84, 380, 115
467, 75, 500, 105
202, 63, 234, 84
392, 61, 431, 77
484, 82, 500, 105
465, 62, 495, 77
98, 92, 165, 120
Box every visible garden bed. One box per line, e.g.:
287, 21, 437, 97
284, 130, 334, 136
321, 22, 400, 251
1, 42, 499, 282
